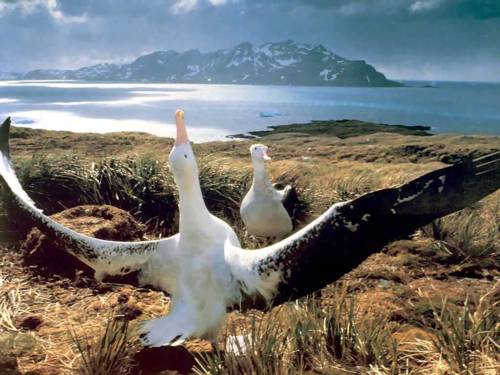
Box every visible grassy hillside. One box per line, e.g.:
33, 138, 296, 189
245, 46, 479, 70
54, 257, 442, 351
0, 122, 498, 374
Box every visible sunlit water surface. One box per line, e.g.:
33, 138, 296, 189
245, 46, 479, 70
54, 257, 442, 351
0, 80, 499, 142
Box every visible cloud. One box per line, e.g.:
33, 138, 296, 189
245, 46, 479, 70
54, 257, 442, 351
0, 0, 86, 22
171, 0, 198, 14
209, 0, 231, 5
170, 0, 236, 14
409, 0, 442, 13
45, 0, 87, 23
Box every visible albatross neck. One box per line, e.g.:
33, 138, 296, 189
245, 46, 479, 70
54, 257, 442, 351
177, 175, 212, 232
252, 159, 272, 189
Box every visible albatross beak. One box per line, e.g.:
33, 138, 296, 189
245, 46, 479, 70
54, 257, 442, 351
175, 109, 189, 146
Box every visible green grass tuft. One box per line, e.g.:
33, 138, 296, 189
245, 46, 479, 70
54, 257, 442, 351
72, 317, 135, 375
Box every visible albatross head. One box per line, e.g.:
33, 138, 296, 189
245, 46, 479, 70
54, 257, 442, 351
250, 144, 271, 164
169, 110, 199, 186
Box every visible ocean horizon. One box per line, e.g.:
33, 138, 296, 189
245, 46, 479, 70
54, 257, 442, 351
1, 79, 499, 142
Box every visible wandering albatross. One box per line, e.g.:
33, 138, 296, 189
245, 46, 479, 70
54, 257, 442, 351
240, 144, 293, 238
0, 114, 498, 348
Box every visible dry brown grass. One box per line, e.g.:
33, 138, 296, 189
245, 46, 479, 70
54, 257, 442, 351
1, 230, 499, 374
0, 127, 498, 374
0, 246, 170, 374
0, 271, 25, 332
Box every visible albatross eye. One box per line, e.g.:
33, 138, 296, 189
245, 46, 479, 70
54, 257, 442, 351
184, 154, 188, 159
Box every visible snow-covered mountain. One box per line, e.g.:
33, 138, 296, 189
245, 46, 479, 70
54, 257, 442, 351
20, 41, 402, 87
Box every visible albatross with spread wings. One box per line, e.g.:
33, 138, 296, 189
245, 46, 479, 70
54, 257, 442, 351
0, 113, 498, 347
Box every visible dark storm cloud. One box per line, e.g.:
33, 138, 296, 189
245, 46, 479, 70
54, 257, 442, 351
0, 0, 498, 81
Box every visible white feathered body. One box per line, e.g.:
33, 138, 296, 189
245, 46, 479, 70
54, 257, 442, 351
241, 182, 293, 238
138, 214, 244, 346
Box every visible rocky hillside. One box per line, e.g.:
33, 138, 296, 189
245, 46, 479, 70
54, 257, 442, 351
20, 41, 401, 87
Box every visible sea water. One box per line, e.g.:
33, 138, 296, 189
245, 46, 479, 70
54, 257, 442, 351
0, 80, 499, 142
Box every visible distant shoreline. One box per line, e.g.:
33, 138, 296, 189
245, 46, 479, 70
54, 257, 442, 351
2, 80, 499, 137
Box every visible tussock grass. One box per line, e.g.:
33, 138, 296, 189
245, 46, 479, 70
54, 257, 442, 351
198, 158, 251, 227
323, 288, 399, 371
195, 285, 499, 374
16, 155, 178, 237
430, 297, 499, 374
12, 153, 321, 242
72, 317, 135, 375
195, 290, 401, 374
13, 154, 252, 237
406, 284, 500, 375
195, 310, 291, 375
267, 160, 430, 216
422, 204, 499, 266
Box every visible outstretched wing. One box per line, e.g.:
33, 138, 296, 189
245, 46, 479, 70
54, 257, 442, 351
226, 152, 499, 309
0, 117, 178, 282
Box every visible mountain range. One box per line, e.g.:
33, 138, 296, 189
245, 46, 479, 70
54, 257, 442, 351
6, 41, 402, 87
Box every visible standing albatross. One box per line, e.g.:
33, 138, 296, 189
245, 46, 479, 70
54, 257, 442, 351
240, 144, 293, 238
0, 115, 498, 347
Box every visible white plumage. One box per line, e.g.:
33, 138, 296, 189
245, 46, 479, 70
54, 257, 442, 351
240, 144, 293, 238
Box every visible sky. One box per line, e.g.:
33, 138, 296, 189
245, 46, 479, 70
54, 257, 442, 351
0, 0, 499, 81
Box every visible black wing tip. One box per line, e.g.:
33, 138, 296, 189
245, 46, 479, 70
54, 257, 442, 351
472, 150, 500, 164
446, 151, 499, 179
0, 117, 11, 157
472, 151, 499, 176
466, 151, 500, 204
